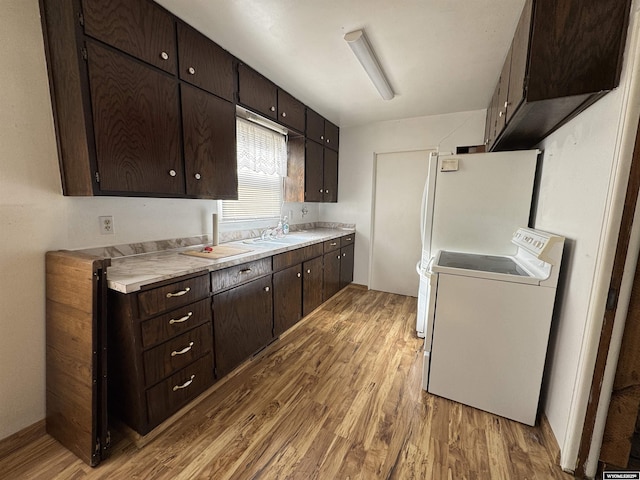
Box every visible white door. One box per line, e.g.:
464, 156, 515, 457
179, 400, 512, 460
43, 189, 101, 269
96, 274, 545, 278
370, 150, 431, 296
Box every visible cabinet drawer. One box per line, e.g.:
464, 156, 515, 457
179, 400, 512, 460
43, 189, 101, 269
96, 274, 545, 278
272, 243, 323, 271
340, 234, 355, 247
323, 238, 341, 253
211, 258, 272, 292
138, 274, 209, 318
141, 298, 211, 348
143, 323, 212, 386
146, 352, 214, 427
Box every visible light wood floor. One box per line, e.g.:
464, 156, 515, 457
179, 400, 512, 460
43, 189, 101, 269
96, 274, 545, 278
0, 285, 574, 479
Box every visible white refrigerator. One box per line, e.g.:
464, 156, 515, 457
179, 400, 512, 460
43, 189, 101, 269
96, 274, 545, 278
415, 149, 539, 338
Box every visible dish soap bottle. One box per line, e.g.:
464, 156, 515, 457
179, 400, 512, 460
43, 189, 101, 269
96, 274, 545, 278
282, 216, 290, 235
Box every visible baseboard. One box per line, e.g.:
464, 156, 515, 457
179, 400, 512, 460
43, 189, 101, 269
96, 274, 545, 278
540, 412, 562, 466
0, 419, 46, 460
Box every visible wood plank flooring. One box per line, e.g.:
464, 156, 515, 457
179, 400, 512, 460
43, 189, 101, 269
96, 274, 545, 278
0, 285, 574, 479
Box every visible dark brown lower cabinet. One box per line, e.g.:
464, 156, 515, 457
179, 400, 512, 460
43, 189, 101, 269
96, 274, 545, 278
303, 256, 324, 316
273, 265, 303, 336
340, 244, 355, 289
213, 276, 274, 377
323, 250, 342, 301
107, 272, 214, 435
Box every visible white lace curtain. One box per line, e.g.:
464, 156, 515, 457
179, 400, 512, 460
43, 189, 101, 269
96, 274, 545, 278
236, 117, 287, 177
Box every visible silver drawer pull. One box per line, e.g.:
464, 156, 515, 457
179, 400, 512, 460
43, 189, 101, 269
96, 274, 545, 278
171, 341, 194, 357
337, 255, 341, 259
240, 268, 252, 274
342, 253, 346, 257
173, 374, 195, 391
306, 269, 311, 274
160, 51, 169, 60
188, 66, 196, 75
330, 242, 337, 246
169, 312, 193, 325
297, 272, 301, 278
166, 287, 190, 298
346, 237, 352, 241
264, 286, 270, 292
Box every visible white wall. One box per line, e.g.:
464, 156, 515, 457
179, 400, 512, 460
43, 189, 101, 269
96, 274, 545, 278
0, 0, 320, 440
534, 5, 640, 469
319, 111, 486, 286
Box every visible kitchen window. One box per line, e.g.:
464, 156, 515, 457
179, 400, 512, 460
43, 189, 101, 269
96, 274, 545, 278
221, 117, 287, 221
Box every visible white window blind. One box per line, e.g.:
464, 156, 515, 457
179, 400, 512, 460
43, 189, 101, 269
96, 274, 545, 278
221, 118, 287, 221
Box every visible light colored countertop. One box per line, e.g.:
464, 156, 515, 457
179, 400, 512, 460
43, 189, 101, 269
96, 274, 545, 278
105, 228, 354, 294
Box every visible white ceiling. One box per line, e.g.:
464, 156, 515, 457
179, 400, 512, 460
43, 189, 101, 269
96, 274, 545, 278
156, 0, 526, 128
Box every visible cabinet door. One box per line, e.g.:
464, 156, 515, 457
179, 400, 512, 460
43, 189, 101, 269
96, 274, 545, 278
340, 244, 355, 289
177, 23, 235, 102
302, 256, 323, 317
181, 85, 238, 199
213, 277, 273, 377
324, 121, 340, 152
82, 0, 177, 74
323, 148, 338, 203
495, 48, 512, 136
305, 140, 324, 202
323, 252, 341, 301
277, 90, 305, 133
237, 64, 277, 120
273, 265, 302, 336
507, 0, 532, 122
486, 83, 500, 151
87, 42, 183, 194
306, 108, 325, 145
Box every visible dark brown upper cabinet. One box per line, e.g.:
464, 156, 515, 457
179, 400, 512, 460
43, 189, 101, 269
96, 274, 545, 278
40, 0, 239, 198
81, 0, 177, 74
306, 108, 339, 151
87, 42, 183, 195
237, 64, 306, 133
277, 90, 305, 133
181, 85, 238, 199
237, 64, 278, 121
177, 23, 235, 102
486, 0, 632, 151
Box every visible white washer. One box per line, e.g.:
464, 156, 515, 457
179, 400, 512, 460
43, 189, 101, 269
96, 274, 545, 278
421, 227, 565, 426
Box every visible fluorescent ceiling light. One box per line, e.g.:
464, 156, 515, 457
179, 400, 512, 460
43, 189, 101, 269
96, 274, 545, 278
344, 29, 394, 101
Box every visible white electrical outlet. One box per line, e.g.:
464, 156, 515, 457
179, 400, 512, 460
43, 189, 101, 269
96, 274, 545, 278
99, 216, 114, 235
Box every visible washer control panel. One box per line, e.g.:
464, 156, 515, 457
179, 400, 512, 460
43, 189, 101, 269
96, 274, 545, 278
512, 227, 565, 264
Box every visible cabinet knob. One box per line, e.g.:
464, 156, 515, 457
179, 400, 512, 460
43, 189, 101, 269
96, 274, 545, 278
319, 188, 323, 193
281, 112, 287, 118
270, 106, 276, 112
337, 255, 341, 259
264, 286, 270, 292
160, 51, 169, 60
498, 111, 503, 118
320, 135, 324, 140
194, 173, 201, 180
297, 272, 301, 278
325, 189, 329, 194
504, 101, 509, 109
169, 169, 177, 177
326, 139, 330, 144
188, 66, 196, 75
343, 253, 346, 257
307, 269, 311, 274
